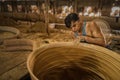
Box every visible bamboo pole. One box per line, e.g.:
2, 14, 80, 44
45, 0, 50, 36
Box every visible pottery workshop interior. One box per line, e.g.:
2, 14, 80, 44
0, 0, 120, 80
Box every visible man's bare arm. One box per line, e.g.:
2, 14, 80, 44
85, 22, 106, 46
85, 36, 105, 46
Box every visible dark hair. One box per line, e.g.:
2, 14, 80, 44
64, 13, 79, 28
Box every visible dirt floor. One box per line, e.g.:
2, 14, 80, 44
0, 21, 120, 80
0, 21, 73, 80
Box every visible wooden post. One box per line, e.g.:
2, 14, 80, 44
11, 0, 17, 12
37, 0, 40, 13
53, 0, 56, 15
2, 1, 5, 12
98, 0, 100, 8
0, 2, 1, 12
45, 0, 50, 36
1, 1, 3, 12
74, 0, 77, 13
100, 0, 103, 9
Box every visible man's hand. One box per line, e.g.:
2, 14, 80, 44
80, 36, 86, 42
76, 36, 86, 42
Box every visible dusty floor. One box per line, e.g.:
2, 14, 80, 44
0, 21, 120, 80
0, 22, 73, 80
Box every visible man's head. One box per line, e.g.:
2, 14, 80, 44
64, 13, 82, 32
64, 13, 79, 28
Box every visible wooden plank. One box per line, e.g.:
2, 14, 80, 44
0, 51, 30, 75
0, 52, 22, 63
0, 62, 28, 80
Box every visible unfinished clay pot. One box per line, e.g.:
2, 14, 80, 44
27, 42, 120, 80
0, 26, 20, 44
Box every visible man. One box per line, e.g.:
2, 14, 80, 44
64, 13, 105, 47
